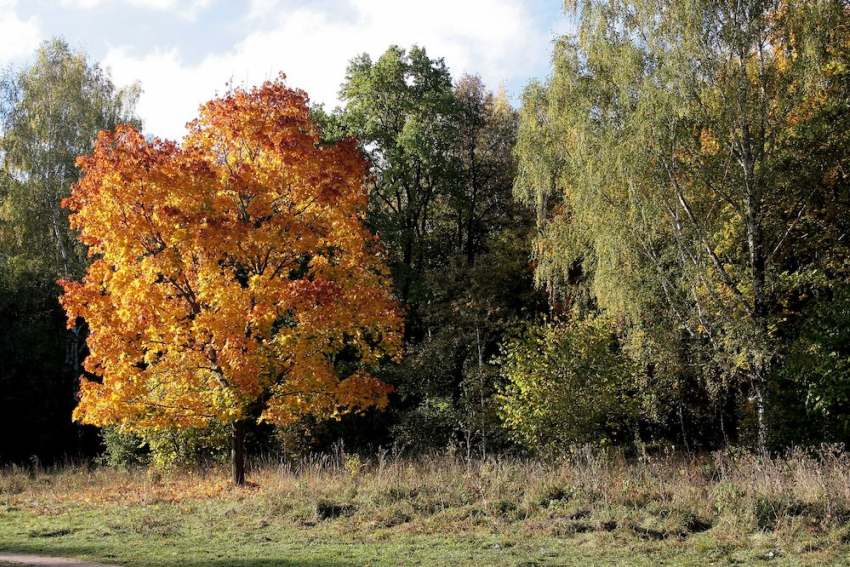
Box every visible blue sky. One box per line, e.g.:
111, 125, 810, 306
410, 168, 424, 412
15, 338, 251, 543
1, 0, 571, 140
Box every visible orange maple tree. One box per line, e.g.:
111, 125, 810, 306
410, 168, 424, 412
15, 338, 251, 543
60, 76, 403, 483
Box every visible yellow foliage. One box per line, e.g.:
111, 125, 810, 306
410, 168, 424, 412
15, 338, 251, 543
60, 75, 403, 433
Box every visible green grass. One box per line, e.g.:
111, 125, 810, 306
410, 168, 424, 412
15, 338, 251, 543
1, 448, 849, 566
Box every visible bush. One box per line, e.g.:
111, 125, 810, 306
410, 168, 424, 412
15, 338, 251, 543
100, 423, 229, 469
497, 318, 639, 453
100, 426, 146, 467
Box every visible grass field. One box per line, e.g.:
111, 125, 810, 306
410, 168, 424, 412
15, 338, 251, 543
1, 447, 849, 566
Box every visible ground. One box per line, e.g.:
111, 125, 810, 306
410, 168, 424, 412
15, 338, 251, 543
1, 451, 849, 566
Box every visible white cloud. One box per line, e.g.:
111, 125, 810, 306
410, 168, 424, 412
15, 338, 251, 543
126, 0, 212, 15
60, 0, 211, 18
60, 0, 101, 7
246, 0, 283, 20
105, 0, 556, 141
104, 46, 220, 141
128, 0, 178, 8
0, 0, 42, 66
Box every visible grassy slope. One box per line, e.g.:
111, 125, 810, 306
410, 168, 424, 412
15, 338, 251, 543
1, 450, 849, 566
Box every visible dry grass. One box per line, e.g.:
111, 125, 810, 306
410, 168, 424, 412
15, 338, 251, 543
7, 445, 849, 535
1, 445, 849, 565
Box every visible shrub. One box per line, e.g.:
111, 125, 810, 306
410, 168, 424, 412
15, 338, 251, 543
100, 423, 229, 469
497, 318, 640, 453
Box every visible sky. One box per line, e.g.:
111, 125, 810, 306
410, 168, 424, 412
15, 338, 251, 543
1, 0, 571, 141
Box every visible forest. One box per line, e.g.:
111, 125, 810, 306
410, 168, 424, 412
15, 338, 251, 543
1, 0, 849, 477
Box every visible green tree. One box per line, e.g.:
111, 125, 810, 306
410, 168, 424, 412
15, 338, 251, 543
321, 48, 545, 455
0, 38, 140, 461
514, 0, 850, 449
1, 38, 140, 280
398, 76, 541, 454
339, 45, 459, 306
449, 75, 520, 267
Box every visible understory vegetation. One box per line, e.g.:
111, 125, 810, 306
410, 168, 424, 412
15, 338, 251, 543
2, 448, 850, 566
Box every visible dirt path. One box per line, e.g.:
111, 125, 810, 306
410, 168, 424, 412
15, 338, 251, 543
0, 552, 122, 567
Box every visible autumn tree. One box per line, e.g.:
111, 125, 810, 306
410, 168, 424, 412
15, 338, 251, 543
61, 77, 403, 484
514, 0, 850, 449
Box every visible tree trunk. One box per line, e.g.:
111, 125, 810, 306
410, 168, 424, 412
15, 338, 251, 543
66, 320, 87, 456
231, 420, 246, 485
752, 371, 767, 454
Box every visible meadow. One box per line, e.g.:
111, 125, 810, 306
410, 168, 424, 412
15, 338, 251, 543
1, 447, 849, 566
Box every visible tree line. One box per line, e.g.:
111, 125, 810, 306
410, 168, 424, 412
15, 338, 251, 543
1, 0, 848, 471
